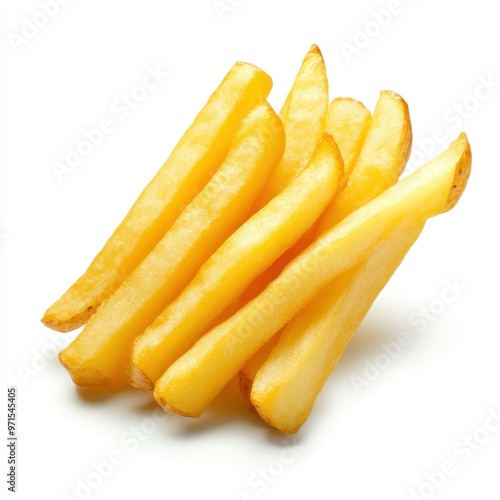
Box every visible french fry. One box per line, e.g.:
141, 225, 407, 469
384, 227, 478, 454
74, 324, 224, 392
128, 134, 344, 390
251, 223, 424, 433
238, 92, 408, 397
42, 62, 272, 332
253, 44, 328, 208
204, 48, 333, 331
237, 96, 376, 308
58, 99, 285, 386
326, 97, 371, 177
317, 90, 412, 232
247, 91, 409, 304
153, 133, 471, 418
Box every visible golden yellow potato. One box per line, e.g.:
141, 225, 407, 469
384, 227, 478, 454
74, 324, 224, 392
254, 44, 329, 208
318, 90, 412, 232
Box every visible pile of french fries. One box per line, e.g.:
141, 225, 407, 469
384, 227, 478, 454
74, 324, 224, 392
42, 45, 471, 434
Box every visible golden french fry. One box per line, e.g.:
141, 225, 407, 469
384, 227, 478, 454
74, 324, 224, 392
211, 57, 338, 335
238, 92, 407, 399
58, 99, 285, 386
317, 90, 412, 233
42, 62, 272, 332
251, 223, 424, 433
253, 44, 328, 208
326, 97, 371, 177
128, 134, 344, 390
153, 133, 471, 418
240, 90, 410, 310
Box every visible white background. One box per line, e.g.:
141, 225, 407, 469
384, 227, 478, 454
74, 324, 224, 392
1, 1, 499, 499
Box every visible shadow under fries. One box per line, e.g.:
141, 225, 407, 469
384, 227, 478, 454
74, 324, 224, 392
75, 371, 140, 403
335, 309, 406, 374
300, 305, 413, 427
69, 306, 411, 436
161, 309, 406, 439
164, 376, 264, 437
